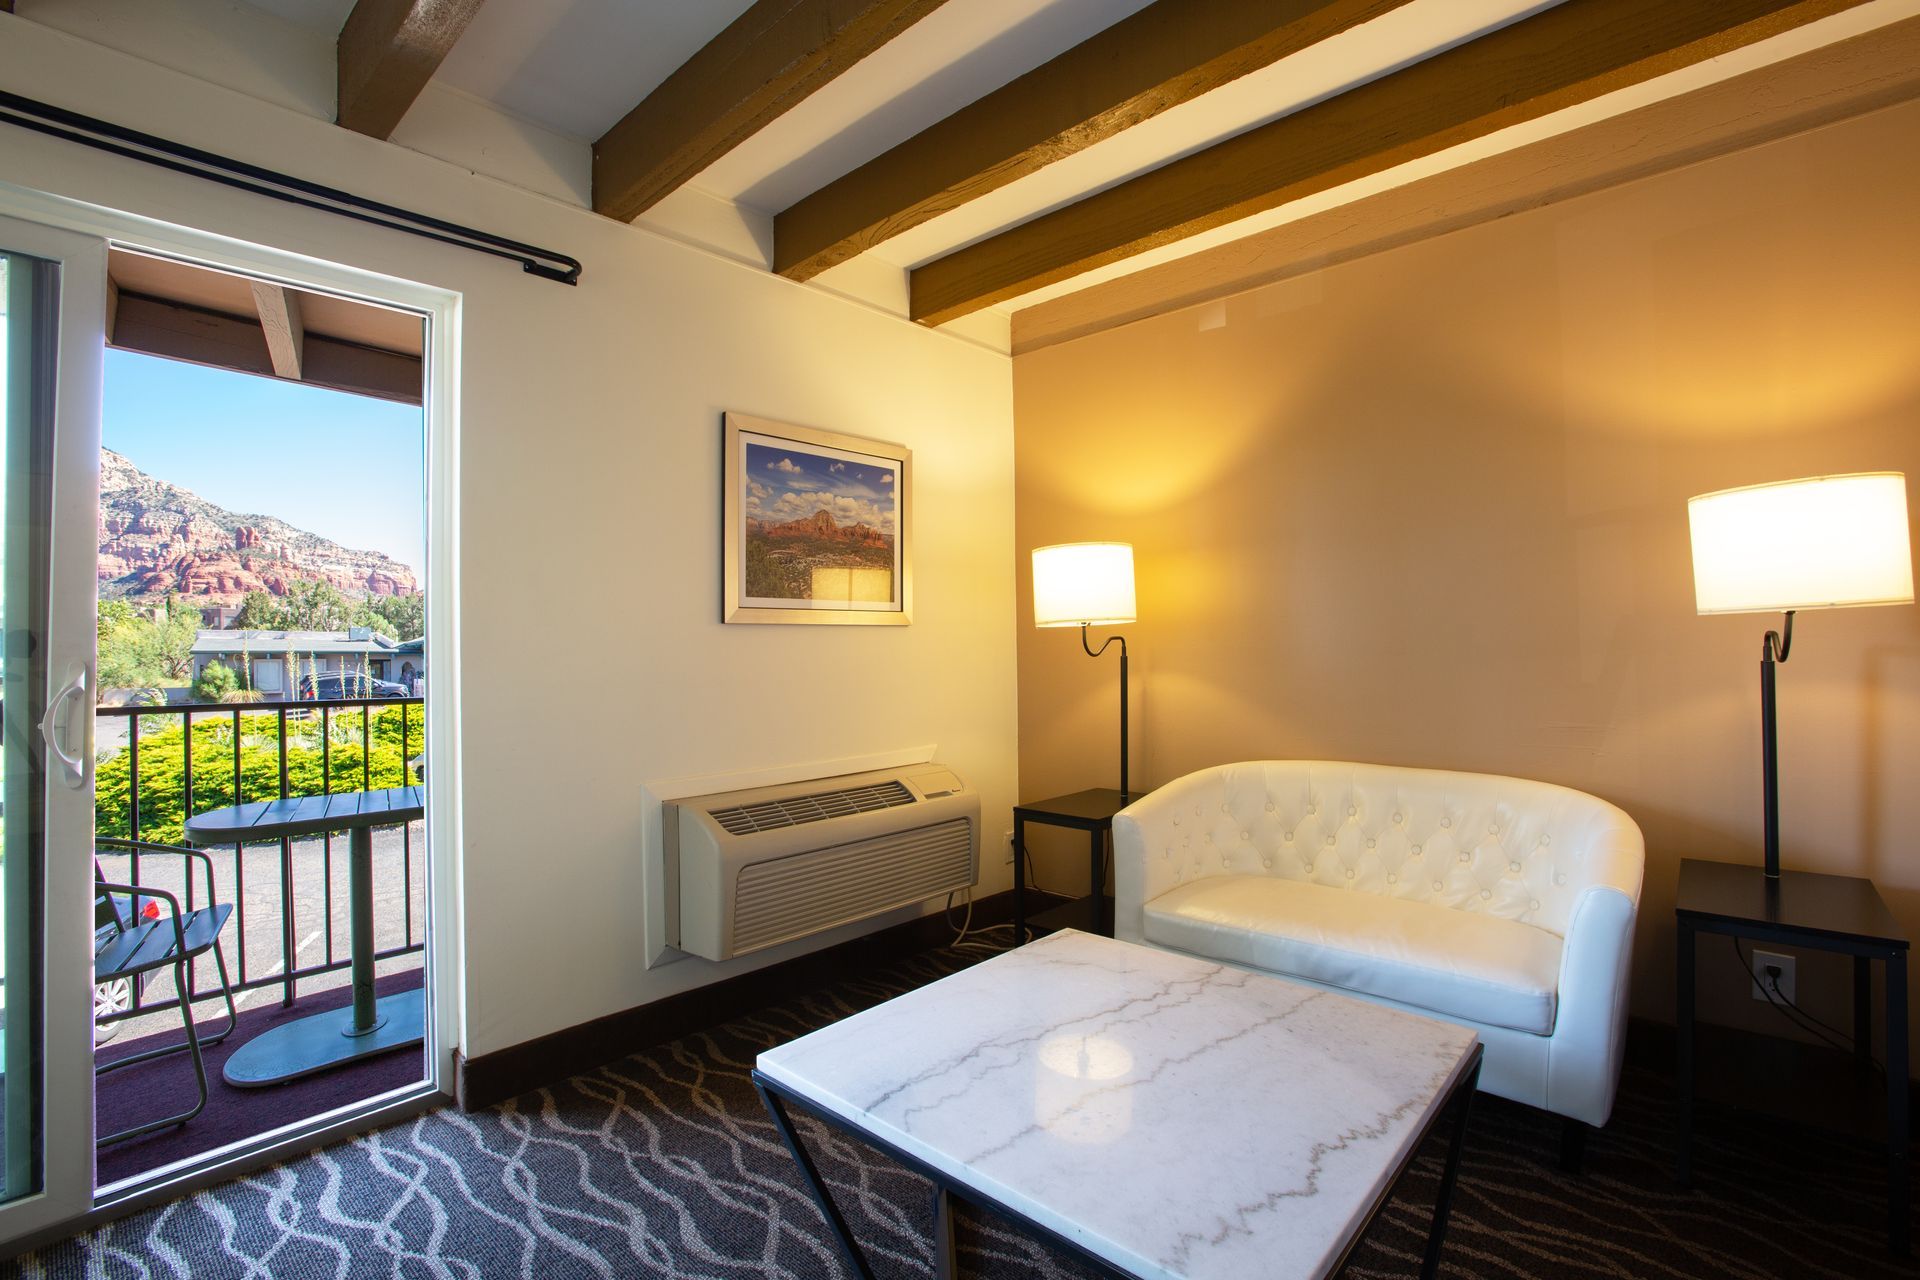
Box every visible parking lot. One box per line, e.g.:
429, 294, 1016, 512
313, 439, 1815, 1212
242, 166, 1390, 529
96, 821, 428, 1044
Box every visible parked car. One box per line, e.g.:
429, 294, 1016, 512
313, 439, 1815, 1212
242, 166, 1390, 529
297, 672, 410, 700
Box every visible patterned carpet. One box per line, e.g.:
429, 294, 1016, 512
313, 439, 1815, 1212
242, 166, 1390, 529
17, 928, 1915, 1279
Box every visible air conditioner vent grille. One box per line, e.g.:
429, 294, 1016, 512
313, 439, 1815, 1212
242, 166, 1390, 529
731, 818, 974, 956
710, 780, 915, 835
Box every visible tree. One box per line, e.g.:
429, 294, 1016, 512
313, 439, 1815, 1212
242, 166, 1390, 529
276, 580, 353, 630
97, 598, 136, 642
353, 592, 423, 640
233, 590, 284, 630
96, 598, 199, 691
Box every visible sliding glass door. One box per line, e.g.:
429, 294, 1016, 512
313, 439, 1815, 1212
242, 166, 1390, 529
0, 215, 106, 1238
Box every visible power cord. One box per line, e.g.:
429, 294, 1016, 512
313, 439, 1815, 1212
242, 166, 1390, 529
1730, 937, 1883, 1074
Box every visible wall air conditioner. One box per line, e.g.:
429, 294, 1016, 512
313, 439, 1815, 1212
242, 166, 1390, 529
666, 763, 979, 962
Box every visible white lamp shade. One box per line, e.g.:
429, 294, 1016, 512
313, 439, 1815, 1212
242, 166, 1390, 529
1688, 472, 1914, 614
1033, 542, 1135, 627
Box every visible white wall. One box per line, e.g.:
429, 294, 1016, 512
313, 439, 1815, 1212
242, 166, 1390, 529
0, 16, 1018, 1058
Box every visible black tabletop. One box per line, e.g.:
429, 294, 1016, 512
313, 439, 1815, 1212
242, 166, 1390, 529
1013, 788, 1138, 826
183, 785, 425, 846
1676, 857, 1907, 948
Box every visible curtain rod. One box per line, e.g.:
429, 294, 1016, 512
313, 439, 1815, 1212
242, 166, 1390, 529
0, 89, 582, 286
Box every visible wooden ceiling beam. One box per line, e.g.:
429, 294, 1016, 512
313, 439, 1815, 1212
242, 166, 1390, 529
250, 282, 306, 382
1010, 15, 1920, 355
774, 0, 1416, 283
593, 0, 950, 224
112, 294, 422, 406
911, 0, 1876, 326
337, 0, 487, 140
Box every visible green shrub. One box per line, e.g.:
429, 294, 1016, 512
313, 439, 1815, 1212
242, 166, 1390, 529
95, 706, 426, 845
191, 662, 240, 703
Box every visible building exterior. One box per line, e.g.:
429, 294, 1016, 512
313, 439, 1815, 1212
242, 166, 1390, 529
191, 627, 404, 698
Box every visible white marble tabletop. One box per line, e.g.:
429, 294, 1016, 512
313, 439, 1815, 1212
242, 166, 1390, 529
757, 929, 1479, 1280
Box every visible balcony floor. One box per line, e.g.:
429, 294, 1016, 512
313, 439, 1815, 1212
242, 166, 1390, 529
95, 968, 426, 1188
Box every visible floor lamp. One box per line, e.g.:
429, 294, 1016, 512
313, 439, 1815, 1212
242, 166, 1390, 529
1688, 472, 1914, 879
1032, 542, 1136, 800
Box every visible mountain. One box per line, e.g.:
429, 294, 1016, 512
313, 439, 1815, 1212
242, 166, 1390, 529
98, 448, 417, 606
748, 508, 891, 548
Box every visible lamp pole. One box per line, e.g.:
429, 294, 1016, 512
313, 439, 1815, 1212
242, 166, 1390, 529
1759, 611, 1793, 879
1082, 624, 1128, 801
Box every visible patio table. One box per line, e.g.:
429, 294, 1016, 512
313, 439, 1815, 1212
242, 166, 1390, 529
184, 785, 425, 1086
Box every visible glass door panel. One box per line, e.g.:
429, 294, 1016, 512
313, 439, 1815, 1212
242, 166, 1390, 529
0, 215, 106, 1241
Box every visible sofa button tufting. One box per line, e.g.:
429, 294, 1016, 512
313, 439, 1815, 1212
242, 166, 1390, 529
1265, 802, 1275, 812
1393, 812, 1402, 823
1223, 858, 1230, 868
1530, 899, 1540, 910
1441, 818, 1451, 828
1366, 839, 1376, 849
1459, 853, 1470, 863
1240, 831, 1250, 841
1347, 806, 1356, 816
1481, 890, 1491, 900
1411, 844, 1421, 855
1262, 858, 1272, 868
1432, 880, 1444, 891
1345, 870, 1354, 880
1285, 833, 1294, 843
1509, 861, 1520, 872
1490, 824, 1499, 834
1555, 873, 1566, 885
1542, 835, 1551, 846
1387, 874, 1397, 884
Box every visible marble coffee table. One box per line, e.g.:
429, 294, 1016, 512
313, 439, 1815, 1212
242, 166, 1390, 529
753, 929, 1482, 1280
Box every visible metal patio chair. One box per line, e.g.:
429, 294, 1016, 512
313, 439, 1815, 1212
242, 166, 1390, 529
94, 837, 238, 1146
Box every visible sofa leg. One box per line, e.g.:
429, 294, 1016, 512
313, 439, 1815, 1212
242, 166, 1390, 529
1559, 1118, 1589, 1174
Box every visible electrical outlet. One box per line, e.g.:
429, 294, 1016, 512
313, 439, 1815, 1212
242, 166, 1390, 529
1003, 830, 1015, 865
1751, 949, 1796, 1004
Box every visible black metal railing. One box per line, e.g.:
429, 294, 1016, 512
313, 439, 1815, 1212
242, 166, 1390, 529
92, 695, 426, 1024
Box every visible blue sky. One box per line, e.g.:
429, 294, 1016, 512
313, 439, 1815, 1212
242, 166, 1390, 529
744, 439, 896, 534
104, 349, 426, 576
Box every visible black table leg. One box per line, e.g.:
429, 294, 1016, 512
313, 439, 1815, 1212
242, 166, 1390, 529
1676, 919, 1696, 1187
755, 1078, 878, 1280
1887, 949, 1909, 1257
1012, 815, 1027, 944
1420, 1053, 1481, 1280
1856, 955, 1874, 1075
933, 1186, 958, 1280
1090, 828, 1105, 936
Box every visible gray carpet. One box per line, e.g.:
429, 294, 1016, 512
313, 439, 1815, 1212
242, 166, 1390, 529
16, 929, 1915, 1278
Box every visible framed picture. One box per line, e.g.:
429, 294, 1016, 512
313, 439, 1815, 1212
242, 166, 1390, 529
723, 413, 912, 625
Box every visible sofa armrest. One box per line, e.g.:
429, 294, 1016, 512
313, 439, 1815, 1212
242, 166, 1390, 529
1546, 830, 1644, 1126
1112, 775, 1216, 943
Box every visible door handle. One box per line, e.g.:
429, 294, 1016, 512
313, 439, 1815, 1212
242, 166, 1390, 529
38, 662, 88, 788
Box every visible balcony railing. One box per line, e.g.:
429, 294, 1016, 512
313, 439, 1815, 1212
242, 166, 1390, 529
92, 695, 426, 1026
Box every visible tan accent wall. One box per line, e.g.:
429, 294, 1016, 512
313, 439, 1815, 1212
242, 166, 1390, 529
1013, 97, 1920, 1056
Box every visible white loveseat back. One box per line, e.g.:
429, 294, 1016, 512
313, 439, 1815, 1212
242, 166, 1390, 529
1114, 761, 1641, 945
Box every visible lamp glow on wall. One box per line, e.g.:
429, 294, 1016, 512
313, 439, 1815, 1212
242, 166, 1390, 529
1688, 472, 1914, 879
1033, 542, 1135, 800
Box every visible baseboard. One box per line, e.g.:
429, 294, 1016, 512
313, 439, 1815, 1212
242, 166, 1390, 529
456, 888, 1061, 1111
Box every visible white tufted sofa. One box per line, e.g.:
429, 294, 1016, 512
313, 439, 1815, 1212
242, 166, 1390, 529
1112, 761, 1644, 1129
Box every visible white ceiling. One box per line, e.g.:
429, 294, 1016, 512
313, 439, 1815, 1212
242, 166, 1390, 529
216, 0, 1920, 325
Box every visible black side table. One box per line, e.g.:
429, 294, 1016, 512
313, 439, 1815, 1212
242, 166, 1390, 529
1675, 857, 1910, 1254
1012, 788, 1133, 940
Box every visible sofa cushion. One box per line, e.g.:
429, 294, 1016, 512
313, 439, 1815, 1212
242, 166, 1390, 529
1142, 874, 1563, 1035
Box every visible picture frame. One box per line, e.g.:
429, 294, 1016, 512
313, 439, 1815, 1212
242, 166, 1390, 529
722, 412, 912, 625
